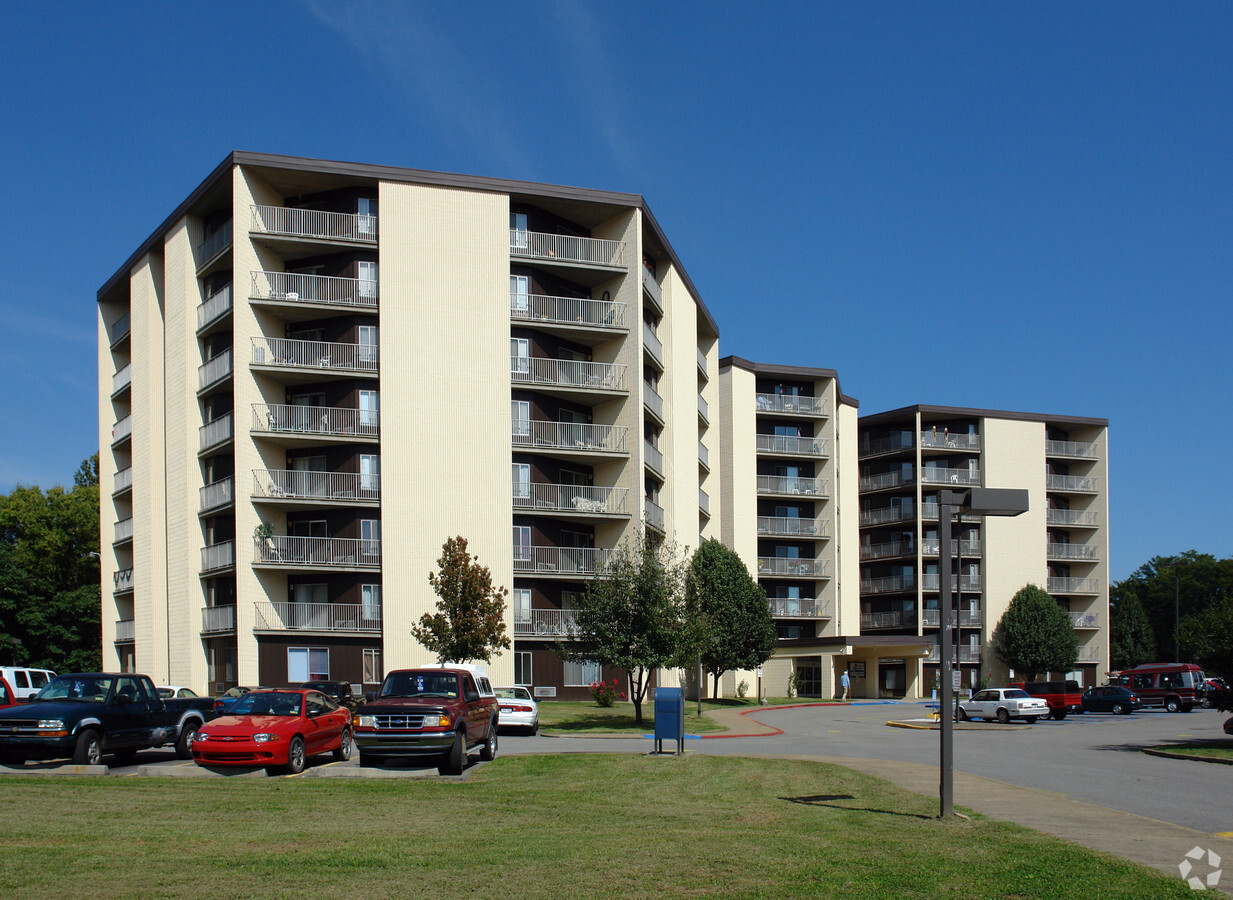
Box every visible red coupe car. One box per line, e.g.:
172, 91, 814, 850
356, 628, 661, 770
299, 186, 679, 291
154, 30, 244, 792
191, 689, 352, 775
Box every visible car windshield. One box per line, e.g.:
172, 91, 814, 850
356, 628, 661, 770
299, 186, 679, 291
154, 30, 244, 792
1003, 689, 1031, 699
380, 672, 460, 699
35, 676, 115, 702
228, 692, 302, 716
495, 688, 531, 700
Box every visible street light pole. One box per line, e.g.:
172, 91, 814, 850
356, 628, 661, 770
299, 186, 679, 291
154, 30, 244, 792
938, 490, 958, 818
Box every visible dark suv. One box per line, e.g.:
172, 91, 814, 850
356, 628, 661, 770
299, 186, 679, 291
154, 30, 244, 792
301, 681, 356, 709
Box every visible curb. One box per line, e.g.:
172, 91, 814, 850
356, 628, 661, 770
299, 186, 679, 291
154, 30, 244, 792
1142, 747, 1233, 766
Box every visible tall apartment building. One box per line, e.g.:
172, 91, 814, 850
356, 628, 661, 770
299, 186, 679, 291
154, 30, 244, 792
856, 406, 1109, 698
97, 152, 719, 699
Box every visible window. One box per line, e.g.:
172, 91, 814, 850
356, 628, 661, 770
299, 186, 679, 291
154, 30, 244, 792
511, 212, 528, 249
363, 649, 382, 685
564, 659, 601, 687
288, 647, 329, 682
359, 390, 379, 429
357, 197, 377, 235
513, 526, 531, 563
357, 325, 378, 365
360, 454, 380, 495
511, 338, 530, 376
357, 261, 378, 298
512, 400, 530, 438
361, 584, 381, 624
293, 583, 327, 604
512, 588, 531, 624
515, 652, 532, 686
361, 519, 381, 561
512, 463, 530, 501
511, 275, 529, 313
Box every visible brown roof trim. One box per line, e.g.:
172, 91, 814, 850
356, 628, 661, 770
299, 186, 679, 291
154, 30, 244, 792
859, 403, 1107, 429
719, 355, 859, 409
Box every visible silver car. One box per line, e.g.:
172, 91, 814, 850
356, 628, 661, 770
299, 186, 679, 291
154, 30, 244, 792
958, 688, 1049, 724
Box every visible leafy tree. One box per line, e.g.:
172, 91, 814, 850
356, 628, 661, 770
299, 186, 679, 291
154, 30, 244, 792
1178, 595, 1233, 683
1109, 593, 1156, 670
74, 453, 100, 488
685, 539, 776, 698
412, 536, 511, 664
992, 584, 1078, 680
1111, 551, 1233, 661
559, 531, 687, 725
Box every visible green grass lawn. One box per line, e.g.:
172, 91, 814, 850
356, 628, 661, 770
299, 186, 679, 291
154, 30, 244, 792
1152, 741, 1233, 760
0, 755, 1196, 899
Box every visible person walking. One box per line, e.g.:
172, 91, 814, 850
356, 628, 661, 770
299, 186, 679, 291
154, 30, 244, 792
840, 670, 851, 701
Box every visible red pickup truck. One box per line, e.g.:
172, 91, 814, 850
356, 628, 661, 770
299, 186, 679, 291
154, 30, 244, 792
351, 666, 499, 775
1010, 680, 1083, 720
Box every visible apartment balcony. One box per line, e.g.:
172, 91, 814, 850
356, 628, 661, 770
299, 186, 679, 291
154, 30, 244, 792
198, 412, 234, 454
1047, 542, 1098, 561
250, 271, 378, 311
756, 474, 828, 498
108, 313, 131, 347
195, 219, 233, 273
861, 540, 914, 561
509, 229, 625, 270
1046, 508, 1099, 528
920, 431, 981, 451
1046, 474, 1100, 493
510, 293, 627, 342
512, 421, 628, 458
198, 349, 233, 394
113, 517, 133, 545
1046, 439, 1098, 460
511, 357, 627, 398
111, 414, 132, 447
860, 575, 914, 595
920, 467, 980, 486
199, 476, 235, 514
251, 205, 378, 245
252, 336, 379, 378
1076, 646, 1102, 662
644, 441, 664, 477
921, 538, 982, 558
860, 505, 913, 527
513, 483, 629, 517
697, 394, 709, 424
642, 322, 663, 368
925, 647, 982, 663
253, 536, 381, 570
114, 619, 135, 643
1069, 612, 1100, 629
253, 469, 380, 505
758, 516, 829, 538
757, 557, 830, 578
769, 598, 831, 619
113, 567, 134, 595
201, 540, 235, 574
921, 573, 982, 592
252, 404, 379, 443
111, 363, 132, 397
253, 601, 381, 634
920, 502, 981, 523
512, 546, 611, 577
698, 440, 709, 471
861, 610, 915, 629
1047, 576, 1101, 595
514, 608, 579, 637
922, 609, 982, 627
644, 383, 664, 423
113, 466, 132, 496
755, 394, 830, 418
642, 267, 663, 314
756, 434, 827, 457
644, 498, 665, 532
699, 488, 710, 518
697, 347, 708, 380
858, 433, 913, 458
197, 283, 233, 333
201, 605, 236, 635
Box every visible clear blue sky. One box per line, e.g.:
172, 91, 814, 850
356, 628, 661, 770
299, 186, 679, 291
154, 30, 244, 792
1, 2, 1229, 580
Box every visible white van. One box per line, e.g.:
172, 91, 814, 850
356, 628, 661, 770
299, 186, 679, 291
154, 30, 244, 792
0, 667, 57, 702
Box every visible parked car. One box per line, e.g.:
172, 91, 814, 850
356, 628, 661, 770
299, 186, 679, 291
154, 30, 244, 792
1081, 685, 1143, 715
1200, 678, 1228, 709
213, 686, 273, 715
0, 675, 16, 710
1110, 663, 1204, 712
0, 667, 56, 703
300, 680, 356, 710
1010, 680, 1083, 720
957, 688, 1049, 724
192, 689, 352, 776
157, 685, 200, 699
494, 686, 539, 734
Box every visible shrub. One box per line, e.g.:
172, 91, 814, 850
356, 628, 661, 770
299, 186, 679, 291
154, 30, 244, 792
589, 679, 619, 707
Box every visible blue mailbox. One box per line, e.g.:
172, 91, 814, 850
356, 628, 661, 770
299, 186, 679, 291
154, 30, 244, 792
653, 686, 684, 755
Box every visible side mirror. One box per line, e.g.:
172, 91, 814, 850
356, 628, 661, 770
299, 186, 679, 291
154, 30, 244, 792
365, 691, 377, 703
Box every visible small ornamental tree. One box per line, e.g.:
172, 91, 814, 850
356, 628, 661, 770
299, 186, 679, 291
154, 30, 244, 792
412, 536, 511, 664
992, 584, 1078, 680
1109, 593, 1157, 670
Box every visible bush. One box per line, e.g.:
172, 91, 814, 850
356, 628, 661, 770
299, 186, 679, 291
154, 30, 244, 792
589, 679, 620, 707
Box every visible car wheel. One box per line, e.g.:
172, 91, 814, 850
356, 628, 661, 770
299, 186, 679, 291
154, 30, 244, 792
529, 719, 539, 736
438, 731, 466, 776
333, 728, 353, 762
956, 707, 969, 721
1165, 697, 1180, 713
1052, 709, 1067, 721
996, 708, 1010, 725
282, 735, 307, 775
479, 722, 498, 762
1024, 716, 1038, 724
73, 729, 102, 766
1113, 703, 1129, 715
175, 721, 200, 759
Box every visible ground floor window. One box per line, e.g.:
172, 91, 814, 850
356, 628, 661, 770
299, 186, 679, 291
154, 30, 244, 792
363, 648, 382, 685
515, 652, 532, 686
288, 647, 329, 682
563, 659, 601, 687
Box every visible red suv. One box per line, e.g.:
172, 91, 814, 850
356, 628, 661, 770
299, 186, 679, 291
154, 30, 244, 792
1010, 680, 1083, 720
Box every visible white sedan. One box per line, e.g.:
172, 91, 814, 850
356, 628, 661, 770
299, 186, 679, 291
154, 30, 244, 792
958, 688, 1048, 724
494, 686, 539, 734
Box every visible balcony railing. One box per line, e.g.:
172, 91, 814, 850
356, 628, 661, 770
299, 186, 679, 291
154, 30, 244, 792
642, 322, 663, 365
644, 384, 664, 420
1046, 474, 1100, 493
698, 440, 709, 469
644, 441, 663, 475
1076, 647, 1102, 662
1046, 439, 1098, 459
113, 466, 132, 494
920, 431, 981, 451
509, 229, 625, 267
115, 619, 135, 643
755, 394, 829, 417
251, 205, 378, 243
199, 476, 234, 513
756, 475, 828, 497
758, 516, 829, 538
514, 608, 579, 637
699, 488, 710, 516
921, 539, 982, 557
697, 347, 708, 378
860, 470, 912, 491
195, 219, 233, 267
859, 433, 913, 457
253, 601, 381, 633
861, 540, 914, 560
254, 536, 381, 568
512, 546, 611, 575
252, 403, 379, 438
757, 557, 830, 578
922, 609, 982, 627
511, 293, 626, 330
1069, 612, 1100, 628
642, 267, 662, 310
201, 540, 235, 573
201, 605, 236, 635
113, 568, 134, 593
861, 505, 913, 527
253, 336, 379, 374
921, 573, 982, 592
697, 394, 709, 423
109, 313, 131, 345
1047, 542, 1098, 561
644, 498, 665, 531
512, 421, 627, 454
112, 363, 132, 395
920, 468, 980, 486
920, 502, 981, 523
111, 415, 132, 445
925, 647, 982, 663
251, 271, 378, 309
860, 575, 913, 594
513, 483, 628, 515
756, 434, 827, 456
1046, 508, 1099, 527
861, 610, 914, 629
197, 283, 233, 331
113, 517, 133, 543
198, 348, 233, 391
1048, 576, 1101, 594
511, 357, 626, 392
198, 412, 233, 453
769, 598, 831, 618
254, 469, 380, 503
